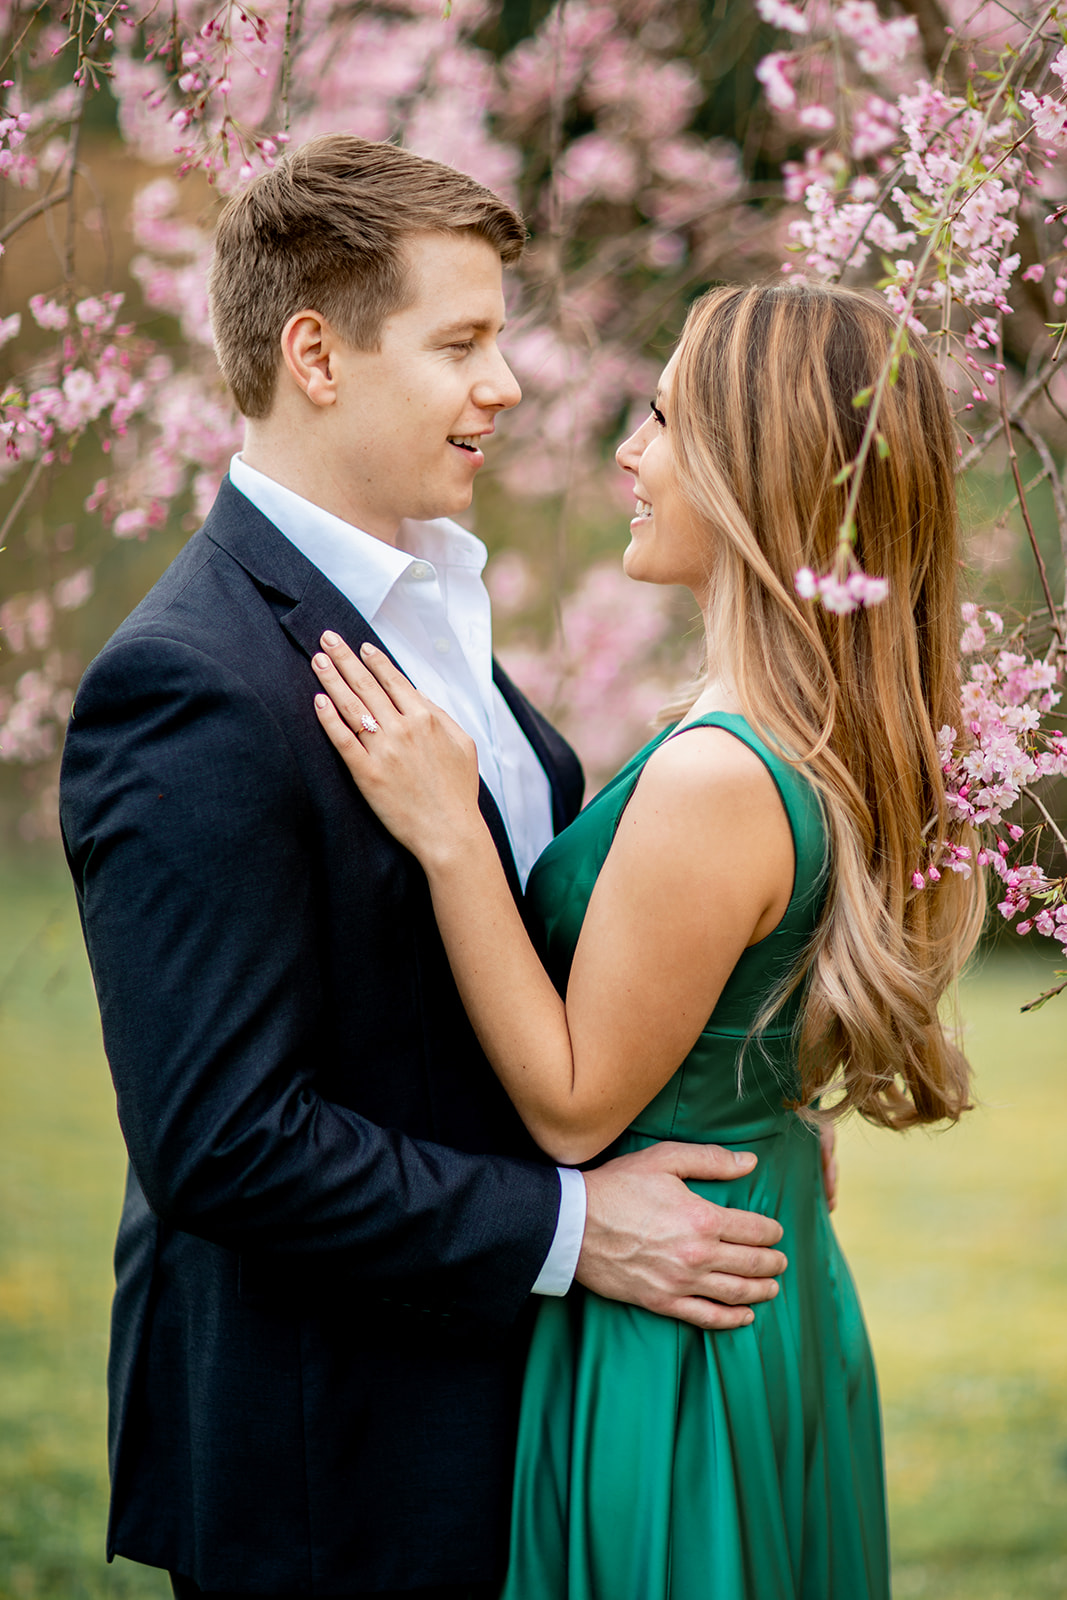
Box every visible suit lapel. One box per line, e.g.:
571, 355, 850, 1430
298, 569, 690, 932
203, 479, 524, 901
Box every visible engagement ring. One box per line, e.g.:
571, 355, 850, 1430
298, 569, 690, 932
360, 714, 380, 734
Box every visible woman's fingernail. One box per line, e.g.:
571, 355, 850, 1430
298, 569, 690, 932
314, 694, 328, 710
322, 630, 341, 647
312, 653, 328, 670
361, 642, 376, 656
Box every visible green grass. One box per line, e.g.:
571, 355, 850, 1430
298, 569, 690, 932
1, 857, 1065, 1598
0, 860, 169, 1600
835, 948, 1067, 1599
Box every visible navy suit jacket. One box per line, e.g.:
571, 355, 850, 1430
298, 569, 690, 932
59, 479, 585, 1594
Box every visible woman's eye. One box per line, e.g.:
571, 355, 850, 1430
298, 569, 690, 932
650, 401, 666, 427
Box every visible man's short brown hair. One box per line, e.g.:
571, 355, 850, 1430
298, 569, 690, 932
208, 135, 527, 418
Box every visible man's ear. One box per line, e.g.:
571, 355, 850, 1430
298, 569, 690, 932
280, 310, 338, 408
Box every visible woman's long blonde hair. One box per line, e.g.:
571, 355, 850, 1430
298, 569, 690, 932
668, 282, 985, 1129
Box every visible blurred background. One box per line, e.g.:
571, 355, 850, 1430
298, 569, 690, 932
1, 0, 1065, 1595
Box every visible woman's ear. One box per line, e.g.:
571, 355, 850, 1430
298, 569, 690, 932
280, 309, 337, 408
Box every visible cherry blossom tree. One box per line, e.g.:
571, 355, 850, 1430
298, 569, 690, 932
751, 0, 1067, 1000
0, 0, 1063, 998
0, 0, 768, 825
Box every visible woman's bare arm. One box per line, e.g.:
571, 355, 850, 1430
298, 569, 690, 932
312, 635, 794, 1164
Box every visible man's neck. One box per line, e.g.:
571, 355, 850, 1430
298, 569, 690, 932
240, 426, 400, 546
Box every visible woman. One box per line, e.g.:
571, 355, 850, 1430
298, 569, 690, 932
310, 283, 985, 1598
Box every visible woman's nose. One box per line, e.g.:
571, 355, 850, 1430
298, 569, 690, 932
615, 427, 642, 473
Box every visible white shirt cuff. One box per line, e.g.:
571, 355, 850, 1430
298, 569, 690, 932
530, 1166, 587, 1296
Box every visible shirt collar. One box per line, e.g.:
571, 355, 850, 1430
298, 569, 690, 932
228, 453, 488, 623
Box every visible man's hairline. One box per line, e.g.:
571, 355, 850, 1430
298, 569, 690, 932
243, 222, 521, 419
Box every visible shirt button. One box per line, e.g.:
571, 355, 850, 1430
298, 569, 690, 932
409, 562, 433, 581
434, 637, 451, 655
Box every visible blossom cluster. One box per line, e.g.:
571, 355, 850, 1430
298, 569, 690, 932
755, 2, 1038, 611
0, 658, 75, 764
923, 607, 1067, 944
794, 565, 889, 614
0, 291, 155, 472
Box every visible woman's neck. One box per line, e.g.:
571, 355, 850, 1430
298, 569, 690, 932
678, 675, 743, 726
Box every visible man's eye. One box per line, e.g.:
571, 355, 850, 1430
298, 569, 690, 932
449, 341, 475, 354
650, 401, 666, 427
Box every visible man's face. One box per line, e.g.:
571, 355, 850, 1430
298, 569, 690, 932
327, 231, 521, 542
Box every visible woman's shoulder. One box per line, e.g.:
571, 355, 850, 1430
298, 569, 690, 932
639, 715, 786, 804
623, 719, 792, 850
631, 714, 827, 910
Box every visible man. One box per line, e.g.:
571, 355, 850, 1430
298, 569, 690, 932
59, 136, 786, 1599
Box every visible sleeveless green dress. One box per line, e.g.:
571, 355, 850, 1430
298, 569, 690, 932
501, 713, 890, 1600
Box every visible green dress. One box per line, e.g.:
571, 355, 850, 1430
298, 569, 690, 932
501, 713, 889, 1600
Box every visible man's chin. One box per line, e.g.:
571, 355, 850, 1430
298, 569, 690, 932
414, 487, 476, 523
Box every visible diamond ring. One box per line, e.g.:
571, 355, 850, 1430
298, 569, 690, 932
360, 713, 380, 734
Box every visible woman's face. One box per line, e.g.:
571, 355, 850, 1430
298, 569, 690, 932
615, 350, 709, 596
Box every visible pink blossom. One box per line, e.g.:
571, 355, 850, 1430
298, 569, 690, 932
782, 148, 838, 203
794, 564, 888, 613
29, 295, 68, 331
852, 95, 900, 159
756, 52, 798, 113
834, 2, 918, 75
113, 507, 149, 539
647, 139, 742, 227
798, 104, 836, 133
814, 575, 859, 614
53, 567, 94, 610
0, 667, 68, 762
755, 0, 809, 34
1019, 88, 1067, 150
0, 591, 53, 653
557, 133, 639, 207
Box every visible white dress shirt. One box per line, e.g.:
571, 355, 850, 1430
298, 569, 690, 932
229, 454, 586, 1295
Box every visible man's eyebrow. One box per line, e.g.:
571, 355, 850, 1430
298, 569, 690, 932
430, 317, 504, 338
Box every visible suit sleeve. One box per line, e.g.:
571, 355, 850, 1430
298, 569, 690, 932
59, 632, 561, 1329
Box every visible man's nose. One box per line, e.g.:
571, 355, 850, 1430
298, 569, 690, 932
474, 350, 522, 412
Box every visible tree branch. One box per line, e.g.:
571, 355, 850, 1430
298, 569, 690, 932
959, 350, 1062, 472
1020, 975, 1067, 1011
0, 187, 70, 247
1020, 784, 1067, 856
1011, 413, 1067, 614
0, 455, 46, 550
998, 374, 1065, 644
